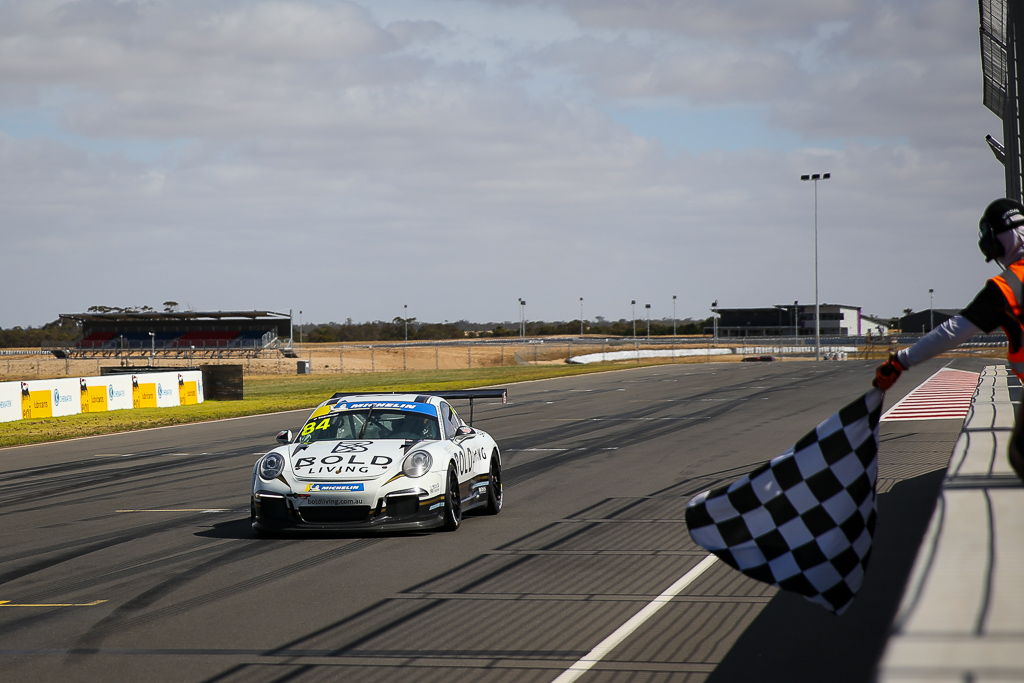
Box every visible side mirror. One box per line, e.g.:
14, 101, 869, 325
275, 430, 293, 444
455, 425, 475, 437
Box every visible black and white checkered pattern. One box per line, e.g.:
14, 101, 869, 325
685, 389, 883, 614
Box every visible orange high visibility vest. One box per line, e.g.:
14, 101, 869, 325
990, 262, 1024, 379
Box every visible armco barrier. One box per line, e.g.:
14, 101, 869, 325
0, 370, 203, 424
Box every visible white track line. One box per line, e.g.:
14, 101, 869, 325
552, 554, 718, 683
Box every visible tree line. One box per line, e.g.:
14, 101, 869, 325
296, 316, 710, 343
0, 319, 80, 347
0, 315, 711, 347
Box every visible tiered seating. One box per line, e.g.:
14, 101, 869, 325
173, 330, 241, 348
79, 332, 116, 349
119, 331, 179, 348
236, 330, 274, 346
75, 328, 278, 350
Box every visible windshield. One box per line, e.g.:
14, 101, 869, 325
298, 408, 441, 443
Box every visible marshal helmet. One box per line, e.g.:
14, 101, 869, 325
979, 198, 1024, 262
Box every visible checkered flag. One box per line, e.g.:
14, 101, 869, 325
685, 389, 883, 614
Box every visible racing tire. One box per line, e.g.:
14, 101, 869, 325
483, 453, 502, 515
251, 504, 270, 538
442, 465, 462, 532
251, 501, 283, 538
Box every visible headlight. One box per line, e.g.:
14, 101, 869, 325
402, 450, 432, 478
259, 452, 285, 480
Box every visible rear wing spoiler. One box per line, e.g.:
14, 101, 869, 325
329, 388, 507, 424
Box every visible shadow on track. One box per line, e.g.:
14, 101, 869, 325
194, 517, 434, 540
707, 468, 946, 683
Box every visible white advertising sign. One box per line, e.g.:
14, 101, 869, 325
81, 375, 133, 412
0, 381, 21, 423
47, 378, 82, 417
154, 372, 180, 408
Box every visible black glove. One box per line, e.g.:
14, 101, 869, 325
873, 354, 905, 391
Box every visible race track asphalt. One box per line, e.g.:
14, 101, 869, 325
0, 357, 981, 682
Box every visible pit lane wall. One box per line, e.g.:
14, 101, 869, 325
0, 371, 203, 423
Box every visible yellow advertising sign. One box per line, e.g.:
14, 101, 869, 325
81, 386, 108, 413
23, 391, 52, 419
133, 383, 157, 409
180, 381, 198, 406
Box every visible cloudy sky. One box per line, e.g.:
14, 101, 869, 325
0, 0, 1006, 328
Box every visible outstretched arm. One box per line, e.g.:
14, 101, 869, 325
895, 315, 981, 369
873, 315, 982, 391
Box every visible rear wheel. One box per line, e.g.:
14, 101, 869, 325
442, 465, 462, 531
483, 453, 502, 515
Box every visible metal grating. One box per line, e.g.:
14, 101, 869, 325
981, 0, 1009, 117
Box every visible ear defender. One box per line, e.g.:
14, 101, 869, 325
979, 219, 1006, 262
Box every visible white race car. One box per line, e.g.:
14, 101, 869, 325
251, 389, 507, 534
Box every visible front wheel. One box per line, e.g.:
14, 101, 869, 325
250, 501, 272, 540
251, 499, 284, 538
442, 466, 462, 531
483, 454, 502, 515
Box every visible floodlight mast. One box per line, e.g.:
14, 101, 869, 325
800, 172, 830, 361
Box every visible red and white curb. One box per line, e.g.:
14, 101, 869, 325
881, 368, 981, 421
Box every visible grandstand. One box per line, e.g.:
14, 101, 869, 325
54, 311, 292, 359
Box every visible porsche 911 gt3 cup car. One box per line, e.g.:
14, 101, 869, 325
251, 389, 506, 534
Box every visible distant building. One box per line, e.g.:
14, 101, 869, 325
710, 303, 866, 337
860, 315, 890, 337
899, 309, 958, 333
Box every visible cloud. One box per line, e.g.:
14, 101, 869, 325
0, 0, 1007, 328
484, 0, 859, 42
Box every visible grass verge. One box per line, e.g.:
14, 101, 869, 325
0, 361, 664, 449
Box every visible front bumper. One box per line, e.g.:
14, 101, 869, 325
252, 490, 446, 533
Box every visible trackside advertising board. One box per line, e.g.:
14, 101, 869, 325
0, 371, 203, 423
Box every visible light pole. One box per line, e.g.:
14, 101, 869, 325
929, 289, 934, 330
518, 298, 526, 337
579, 297, 584, 337
645, 303, 651, 338
712, 300, 718, 340
148, 331, 155, 367
631, 300, 636, 338
672, 295, 677, 336
403, 304, 408, 341
800, 172, 831, 361
793, 300, 799, 340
